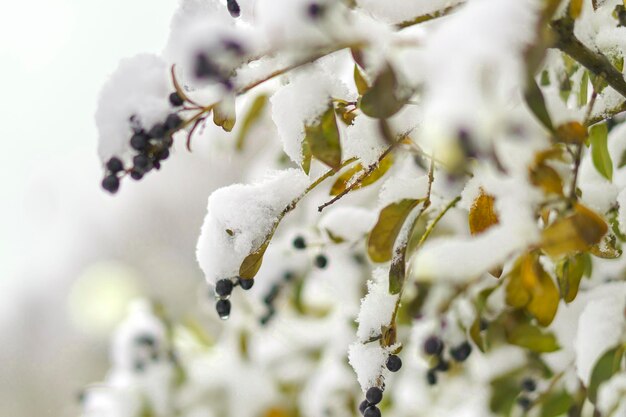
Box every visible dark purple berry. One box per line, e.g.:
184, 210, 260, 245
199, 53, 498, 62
215, 279, 234, 297
130, 169, 144, 180
216, 299, 231, 319
238, 277, 254, 290
102, 175, 120, 194
365, 387, 382, 405
386, 354, 402, 372
106, 157, 124, 173
314, 254, 328, 269
358, 400, 369, 415
169, 92, 184, 107
133, 154, 152, 171
435, 359, 450, 372
293, 236, 306, 249
521, 378, 536, 392
222, 39, 244, 56
155, 148, 170, 161
226, 0, 240, 17
165, 113, 183, 130
517, 396, 532, 411
130, 132, 149, 150
426, 369, 437, 385
307, 2, 324, 19
423, 335, 444, 356
450, 341, 472, 362
148, 123, 166, 139
363, 406, 381, 417
195, 53, 219, 79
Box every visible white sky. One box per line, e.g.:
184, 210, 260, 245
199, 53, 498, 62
0, 0, 177, 281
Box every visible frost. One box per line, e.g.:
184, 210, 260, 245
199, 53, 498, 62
95, 54, 170, 163
196, 169, 309, 284
356, 268, 399, 341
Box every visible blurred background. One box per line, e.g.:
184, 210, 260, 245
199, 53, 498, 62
0, 1, 240, 416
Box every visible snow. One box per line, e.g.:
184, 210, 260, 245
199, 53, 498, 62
196, 169, 310, 284
270, 66, 353, 166
96, 54, 171, 164
356, 268, 399, 341
356, 0, 464, 25
598, 373, 626, 417
347, 341, 387, 391
318, 206, 377, 242
379, 171, 429, 206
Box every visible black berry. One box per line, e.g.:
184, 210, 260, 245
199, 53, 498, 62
314, 254, 328, 269
307, 2, 324, 19
365, 387, 383, 405
226, 0, 240, 17
215, 279, 234, 297
450, 341, 472, 362
102, 175, 120, 194
521, 378, 536, 392
435, 359, 450, 372
423, 335, 444, 356
222, 39, 244, 56
216, 299, 231, 319
106, 157, 124, 173
130, 132, 149, 150
195, 53, 219, 79
358, 400, 369, 415
169, 92, 184, 107
293, 236, 306, 250
130, 169, 144, 180
148, 123, 166, 139
133, 154, 152, 172
238, 277, 254, 290
363, 406, 381, 417
386, 354, 402, 372
517, 396, 532, 411
155, 148, 170, 161
426, 369, 437, 385
165, 113, 183, 130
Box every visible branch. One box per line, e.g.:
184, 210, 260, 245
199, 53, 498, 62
585, 100, 626, 126
396, 4, 461, 29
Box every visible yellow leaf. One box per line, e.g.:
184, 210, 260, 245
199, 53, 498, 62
213, 96, 236, 132
469, 189, 499, 235
541, 204, 607, 257
304, 105, 342, 170
556, 253, 586, 303
529, 164, 563, 195
505, 259, 531, 308
555, 121, 587, 144
239, 238, 271, 279
367, 199, 420, 263
569, 0, 583, 19
329, 154, 394, 196
526, 260, 559, 326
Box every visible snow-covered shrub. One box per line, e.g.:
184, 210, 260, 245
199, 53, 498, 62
87, 0, 626, 416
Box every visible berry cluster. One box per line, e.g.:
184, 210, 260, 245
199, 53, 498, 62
357, 355, 402, 417
101, 92, 185, 194
423, 336, 472, 385
260, 271, 296, 325
214, 276, 255, 320
517, 377, 536, 411
292, 236, 330, 269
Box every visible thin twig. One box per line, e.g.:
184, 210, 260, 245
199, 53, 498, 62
570, 90, 598, 201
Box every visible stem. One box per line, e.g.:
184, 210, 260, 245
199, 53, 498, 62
570, 90, 598, 201
416, 195, 462, 248
586, 100, 626, 126
396, 4, 461, 29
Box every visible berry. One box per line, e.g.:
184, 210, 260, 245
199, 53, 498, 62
106, 157, 124, 173
517, 396, 532, 411
283, 271, 295, 282
238, 277, 254, 290
226, 0, 240, 17
358, 400, 369, 415
102, 175, 120, 194
293, 236, 306, 250
521, 378, 536, 392
314, 254, 328, 269
223, 39, 244, 56
155, 148, 170, 161
363, 406, 381, 417
130, 169, 144, 180
169, 92, 184, 107
365, 387, 383, 405
264, 285, 280, 305
130, 132, 149, 150
423, 335, 444, 356
426, 369, 437, 385
215, 279, 234, 297
165, 113, 183, 130
307, 2, 324, 19
216, 299, 231, 319
435, 359, 450, 372
386, 354, 402, 372
149, 123, 166, 139
195, 53, 219, 79
133, 154, 152, 171
450, 341, 472, 362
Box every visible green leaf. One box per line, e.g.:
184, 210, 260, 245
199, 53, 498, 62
590, 122, 613, 181
556, 253, 585, 303
540, 390, 573, 417
329, 154, 394, 196
588, 346, 624, 403
354, 64, 369, 96
506, 322, 560, 353
239, 237, 271, 279
578, 71, 589, 107
235, 94, 268, 150
388, 206, 424, 294
367, 199, 420, 263
360, 64, 407, 119
303, 105, 342, 170
525, 76, 554, 132
213, 96, 236, 132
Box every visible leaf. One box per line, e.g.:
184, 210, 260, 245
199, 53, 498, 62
555, 121, 587, 145
578, 71, 589, 107
213, 95, 236, 132
329, 154, 394, 196
470, 317, 488, 352
540, 391, 573, 417
360, 64, 407, 119
541, 204, 608, 258
523, 255, 560, 326
529, 164, 564, 195
239, 236, 272, 279
505, 259, 531, 308
588, 346, 624, 403
525, 76, 554, 131
301, 135, 312, 174
334, 102, 357, 126
389, 249, 406, 295
569, 0, 583, 18
367, 199, 420, 263
469, 189, 499, 235
555, 253, 585, 303
235, 94, 268, 150
590, 122, 612, 181
506, 322, 560, 353
354, 64, 369, 96
303, 105, 342, 170
589, 233, 622, 259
